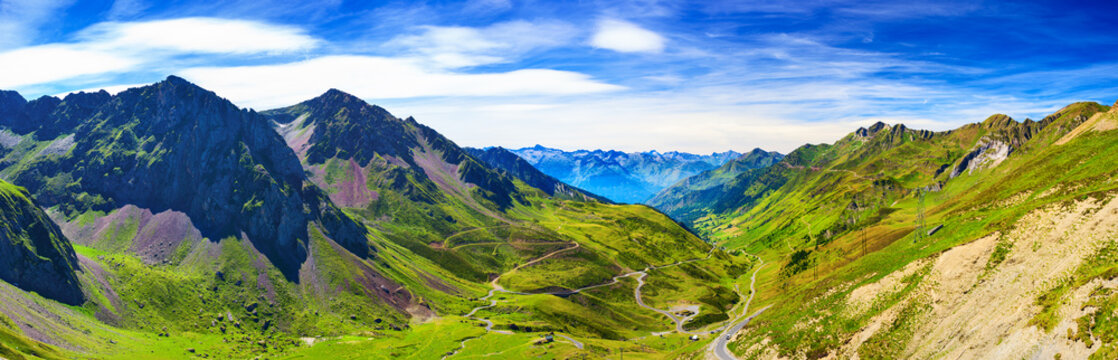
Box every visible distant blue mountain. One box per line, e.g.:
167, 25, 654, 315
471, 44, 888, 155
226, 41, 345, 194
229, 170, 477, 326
509, 145, 760, 204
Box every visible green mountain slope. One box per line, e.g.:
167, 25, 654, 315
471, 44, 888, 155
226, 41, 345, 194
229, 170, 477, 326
648, 148, 784, 223
6, 77, 367, 277
263, 89, 752, 339
0, 180, 83, 305
0, 78, 428, 358
690, 101, 1118, 358
0, 79, 752, 359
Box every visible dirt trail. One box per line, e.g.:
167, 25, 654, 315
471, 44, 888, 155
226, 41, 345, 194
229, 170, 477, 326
443, 225, 506, 247
445, 243, 581, 359
447, 245, 732, 358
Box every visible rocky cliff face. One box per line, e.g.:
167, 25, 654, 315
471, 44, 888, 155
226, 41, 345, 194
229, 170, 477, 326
269, 89, 420, 167
0, 90, 111, 139
0, 180, 83, 305
264, 89, 522, 210
6, 77, 367, 279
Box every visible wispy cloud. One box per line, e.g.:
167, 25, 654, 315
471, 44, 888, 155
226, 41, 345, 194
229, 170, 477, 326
0, 45, 139, 88
384, 20, 578, 68
77, 18, 319, 54
178, 55, 624, 109
3, 1, 1116, 153
0, 0, 74, 49
699, 0, 980, 18
106, 0, 148, 20
590, 19, 666, 53
0, 17, 318, 89
461, 0, 512, 15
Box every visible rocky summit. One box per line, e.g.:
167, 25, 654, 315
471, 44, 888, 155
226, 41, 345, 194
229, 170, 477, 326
5, 76, 367, 279
0, 77, 750, 359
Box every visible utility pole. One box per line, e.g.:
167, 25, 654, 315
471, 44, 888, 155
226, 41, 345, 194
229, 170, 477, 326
861, 218, 867, 257
915, 188, 926, 242
858, 193, 867, 257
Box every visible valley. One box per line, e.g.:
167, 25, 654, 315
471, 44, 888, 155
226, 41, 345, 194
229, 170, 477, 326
0, 78, 753, 359
509, 145, 779, 204
1, 2, 1114, 359
0, 78, 1114, 360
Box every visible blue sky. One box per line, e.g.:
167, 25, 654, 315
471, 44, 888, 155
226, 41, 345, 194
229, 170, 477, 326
1, 0, 1116, 153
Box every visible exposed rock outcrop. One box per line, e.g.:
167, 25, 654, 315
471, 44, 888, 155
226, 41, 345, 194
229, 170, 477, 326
7, 77, 368, 279
264, 89, 523, 210
950, 138, 1012, 178
0, 90, 111, 139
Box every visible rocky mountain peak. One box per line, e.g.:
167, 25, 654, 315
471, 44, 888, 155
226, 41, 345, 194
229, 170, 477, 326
318, 88, 364, 103
890, 123, 909, 135
305, 89, 392, 120
9, 78, 368, 280
855, 121, 889, 137
0, 89, 27, 110
61, 90, 111, 108
265, 89, 413, 167
24, 95, 63, 121
981, 114, 1015, 129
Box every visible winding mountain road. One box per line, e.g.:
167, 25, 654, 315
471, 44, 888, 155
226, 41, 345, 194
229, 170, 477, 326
555, 334, 584, 349
444, 243, 581, 359
448, 244, 748, 359
712, 305, 771, 360
710, 253, 767, 360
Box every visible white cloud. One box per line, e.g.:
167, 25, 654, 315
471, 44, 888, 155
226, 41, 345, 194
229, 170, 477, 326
107, 0, 147, 19
385, 20, 578, 68
462, 0, 512, 14
78, 18, 319, 54
0, 0, 73, 49
475, 103, 557, 112
0, 17, 320, 90
382, 94, 863, 153
177, 55, 624, 109
0, 45, 139, 88
590, 19, 665, 53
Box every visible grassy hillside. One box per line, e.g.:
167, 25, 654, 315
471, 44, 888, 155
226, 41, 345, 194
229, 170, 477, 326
262, 89, 755, 354
649, 148, 784, 224
0, 81, 751, 359
684, 101, 1118, 358
0, 179, 84, 306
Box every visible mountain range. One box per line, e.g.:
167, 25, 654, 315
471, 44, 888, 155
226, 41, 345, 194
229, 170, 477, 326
662, 101, 1118, 359
0, 77, 748, 359
0, 75, 1116, 359
648, 148, 786, 223
509, 145, 775, 204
